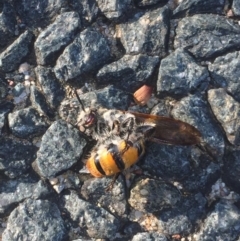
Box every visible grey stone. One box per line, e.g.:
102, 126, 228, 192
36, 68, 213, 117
60, 191, 120, 239
208, 51, 240, 102
96, 85, 131, 110
2, 199, 67, 241
132, 232, 169, 241
34, 120, 86, 178
59, 86, 131, 127
0, 137, 37, 178
223, 148, 240, 193
0, 177, 51, 214
156, 193, 207, 236
69, 0, 99, 27
173, 0, 225, 17
30, 86, 55, 119
194, 201, 240, 240
182, 162, 220, 193
208, 88, 240, 145
81, 176, 127, 217
119, 6, 170, 56
54, 27, 111, 81
0, 101, 14, 134
97, 54, 159, 92
174, 14, 240, 59
129, 178, 181, 213
12, 83, 25, 97
171, 95, 225, 160
233, 0, 240, 16
96, 0, 132, 20
0, 30, 33, 72
50, 170, 81, 193
157, 48, 209, 98
59, 97, 83, 127
0, 79, 8, 101
0, 2, 16, 47
8, 107, 49, 138
141, 143, 193, 179
134, 0, 164, 8
35, 66, 65, 109
15, 0, 68, 28
35, 11, 81, 65
150, 99, 170, 116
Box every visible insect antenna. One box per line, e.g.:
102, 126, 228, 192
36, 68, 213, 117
74, 88, 86, 112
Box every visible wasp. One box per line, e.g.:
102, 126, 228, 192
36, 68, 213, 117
76, 90, 201, 181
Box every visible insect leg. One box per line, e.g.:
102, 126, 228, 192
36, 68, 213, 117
120, 117, 135, 138
105, 173, 120, 192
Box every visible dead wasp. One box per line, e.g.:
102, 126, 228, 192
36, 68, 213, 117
75, 91, 201, 180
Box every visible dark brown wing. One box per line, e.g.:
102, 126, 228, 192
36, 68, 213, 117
129, 111, 201, 146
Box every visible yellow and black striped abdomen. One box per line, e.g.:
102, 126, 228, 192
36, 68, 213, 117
86, 139, 145, 177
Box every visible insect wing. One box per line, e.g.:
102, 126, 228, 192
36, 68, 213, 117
129, 111, 201, 145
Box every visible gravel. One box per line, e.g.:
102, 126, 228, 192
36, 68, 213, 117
1, 1, 240, 240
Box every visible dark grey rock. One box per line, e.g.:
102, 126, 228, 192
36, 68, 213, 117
54, 27, 111, 81
0, 30, 33, 72
0, 101, 14, 134
223, 148, 240, 193
132, 232, 169, 241
69, 0, 99, 27
96, 85, 133, 110
123, 222, 142, 238
81, 176, 127, 217
182, 162, 220, 193
35, 66, 65, 109
134, 0, 164, 8
208, 88, 240, 145
150, 99, 171, 116
0, 177, 51, 214
8, 107, 49, 138
30, 86, 55, 119
194, 201, 240, 240
50, 170, 82, 193
35, 11, 81, 65
15, 0, 68, 28
119, 6, 170, 56
171, 95, 225, 160
59, 97, 83, 127
233, 0, 240, 16
59, 86, 131, 127
0, 79, 8, 100
60, 191, 120, 239
173, 0, 225, 17
208, 51, 240, 102
0, 2, 16, 47
2, 199, 67, 241
96, 0, 132, 20
97, 54, 160, 92
0, 137, 37, 178
12, 82, 25, 97
141, 143, 192, 180
5, 72, 25, 83
157, 193, 207, 236
59, 90, 100, 128
174, 14, 240, 60
34, 120, 86, 178
0, 113, 5, 133
157, 48, 209, 98
129, 178, 181, 213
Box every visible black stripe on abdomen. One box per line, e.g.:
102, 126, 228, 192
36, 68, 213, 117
94, 154, 106, 176
136, 142, 144, 156
108, 143, 125, 171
